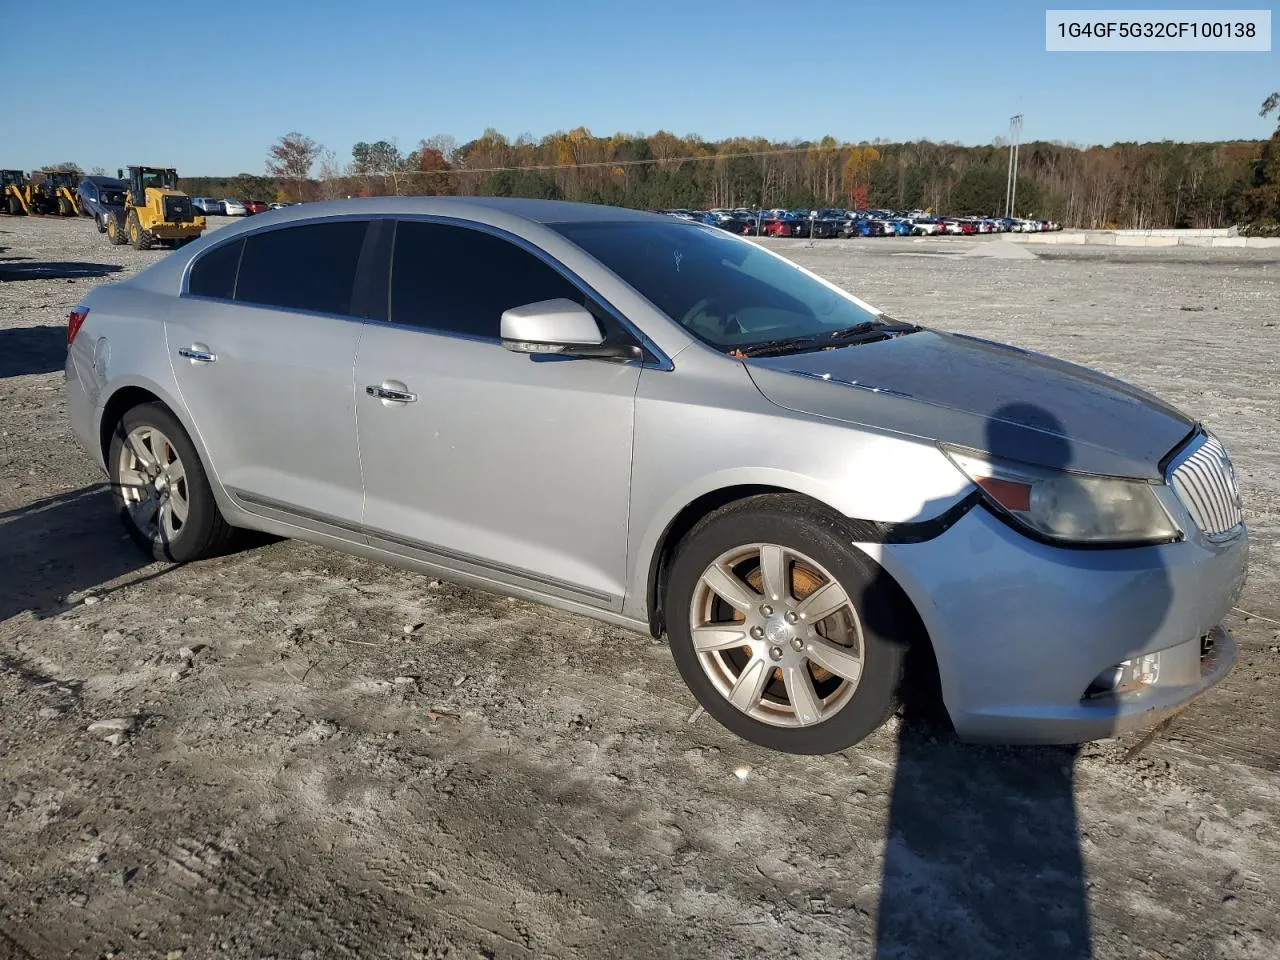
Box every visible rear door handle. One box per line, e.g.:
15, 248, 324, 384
179, 345, 216, 363
366, 384, 417, 403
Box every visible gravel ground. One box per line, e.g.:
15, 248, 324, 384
1, 216, 1278, 960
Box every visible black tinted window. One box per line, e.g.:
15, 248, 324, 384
188, 238, 243, 300
235, 221, 368, 316
390, 221, 584, 337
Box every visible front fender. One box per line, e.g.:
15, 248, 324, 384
622, 442, 972, 624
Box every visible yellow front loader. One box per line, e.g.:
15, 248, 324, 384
106, 166, 205, 250
2, 170, 32, 215
32, 169, 82, 216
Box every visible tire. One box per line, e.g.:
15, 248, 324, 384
58, 197, 74, 216
106, 214, 128, 245
5, 195, 19, 215
96, 214, 106, 234
107, 402, 235, 563
666, 494, 911, 754
127, 209, 154, 250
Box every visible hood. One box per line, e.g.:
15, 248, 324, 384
745, 329, 1194, 480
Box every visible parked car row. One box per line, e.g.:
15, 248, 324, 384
662, 207, 1063, 238
190, 197, 294, 217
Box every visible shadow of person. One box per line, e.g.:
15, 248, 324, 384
869, 400, 1173, 959
0, 484, 163, 622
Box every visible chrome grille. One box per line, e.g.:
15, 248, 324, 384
1170, 435, 1243, 539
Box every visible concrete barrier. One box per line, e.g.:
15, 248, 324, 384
1115, 227, 1234, 238
1007, 230, 1280, 249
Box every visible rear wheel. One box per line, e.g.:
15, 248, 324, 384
127, 209, 154, 250
667, 495, 910, 754
58, 197, 74, 216
108, 403, 235, 562
7, 195, 22, 215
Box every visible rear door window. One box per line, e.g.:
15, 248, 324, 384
235, 221, 369, 316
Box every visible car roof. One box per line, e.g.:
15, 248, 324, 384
114, 196, 691, 297
241, 196, 666, 228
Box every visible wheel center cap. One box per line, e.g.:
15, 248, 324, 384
762, 615, 795, 647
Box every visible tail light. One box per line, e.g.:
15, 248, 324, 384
67, 307, 89, 346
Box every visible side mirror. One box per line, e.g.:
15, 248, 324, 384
116, 168, 123, 180
500, 299, 641, 361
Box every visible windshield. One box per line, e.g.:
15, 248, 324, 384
552, 220, 881, 350
140, 170, 177, 190
100, 189, 126, 205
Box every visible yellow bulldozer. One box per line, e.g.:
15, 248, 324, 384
105, 166, 205, 250
2, 169, 32, 214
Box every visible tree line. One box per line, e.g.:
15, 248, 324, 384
126, 91, 1280, 231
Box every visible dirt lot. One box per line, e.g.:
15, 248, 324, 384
1, 215, 1278, 960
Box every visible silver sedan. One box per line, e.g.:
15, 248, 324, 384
63, 197, 1248, 754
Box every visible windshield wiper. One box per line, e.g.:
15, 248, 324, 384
733, 320, 919, 358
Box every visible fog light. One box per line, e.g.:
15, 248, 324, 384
1084, 654, 1160, 699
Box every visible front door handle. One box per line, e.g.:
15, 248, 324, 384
179, 345, 216, 363
366, 384, 417, 403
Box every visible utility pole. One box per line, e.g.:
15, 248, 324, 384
1005, 114, 1023, 218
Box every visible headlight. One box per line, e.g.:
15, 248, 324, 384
941, 445, 1180, 545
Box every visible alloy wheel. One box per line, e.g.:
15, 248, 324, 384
116, 425, 189, 545
689, 543, 864, 727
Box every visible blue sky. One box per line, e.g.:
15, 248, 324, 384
1, 0, 1274, 175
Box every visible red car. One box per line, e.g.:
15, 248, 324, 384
243, 199, 270, 215
763, 217, 795, 237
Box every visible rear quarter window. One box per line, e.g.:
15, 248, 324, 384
187, 239, 243, 300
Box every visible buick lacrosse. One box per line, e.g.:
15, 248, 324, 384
64, 198, 1248, 754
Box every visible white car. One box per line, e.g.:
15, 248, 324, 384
222, 198, 248, 217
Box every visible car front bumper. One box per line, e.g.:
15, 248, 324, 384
874, 503, 1248, 744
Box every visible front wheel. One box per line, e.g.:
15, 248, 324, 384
108, 403, 235, 562
127, 209, 154, 250
106, 214, 127, 245
667, 495, 910, 754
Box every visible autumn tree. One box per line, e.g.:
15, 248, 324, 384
229, 173, 275, 202
267, 132, 322, 201
1237, 89, 1280, 226
1263, 91, 1279, 128
412, 142, 454, 195
841, 146, 880, 207
351, 139, 414, 195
